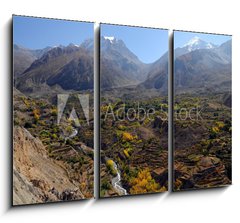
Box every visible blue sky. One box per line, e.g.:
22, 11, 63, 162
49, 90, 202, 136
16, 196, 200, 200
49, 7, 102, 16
174, 31, 231, 49
101, 24, 168, 64
13, 16, 93, 49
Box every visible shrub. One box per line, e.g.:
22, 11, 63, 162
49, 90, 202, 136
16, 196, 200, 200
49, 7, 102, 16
101, 180, 111, 190
51, 108, 58, 116
48, 147, 53, 153
209, 132, 217, 139
24, 122, 32, 128
52, 133, 57, 139
38, 101, 47, 108
216, 121, 224, 129
22, 97, 30, 108
38, 120, 45, 126
117, 125, 126, 130
40, 130, 50, 137
68, 156, 79, 164
14, 118, 20, 125
66, 125, 73, 134
66, 139, 73, 146
53, 127, 58, 133
59, 136, 65, 143
100, 190, 105, 197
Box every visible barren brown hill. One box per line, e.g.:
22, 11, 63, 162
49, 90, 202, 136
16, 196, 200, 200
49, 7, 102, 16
13, 126, 84, 205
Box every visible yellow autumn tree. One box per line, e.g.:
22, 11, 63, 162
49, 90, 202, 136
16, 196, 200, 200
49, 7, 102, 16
123, 149, 130, 158
129, 168, 161, 194
122, 132, 134, 141
106, 159, 117, 176
33, 109, 40, 121
22, 97, 30, 108
212, 126, 220, 133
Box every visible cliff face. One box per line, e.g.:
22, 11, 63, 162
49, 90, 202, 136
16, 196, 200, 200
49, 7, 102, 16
13, 126, 84, 205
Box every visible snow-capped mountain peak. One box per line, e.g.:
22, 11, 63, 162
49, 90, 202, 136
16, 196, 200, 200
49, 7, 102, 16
184, 36, 201, 46
68, 43, 80, 48
103, 36, 116, 43
183, 36, 216, 52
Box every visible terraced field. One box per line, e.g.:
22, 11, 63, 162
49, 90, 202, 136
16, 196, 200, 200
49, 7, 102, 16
174, 92, 232, 190
100, 95, 168, 197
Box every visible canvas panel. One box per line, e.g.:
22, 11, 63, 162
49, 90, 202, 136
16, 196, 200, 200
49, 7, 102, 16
173, 31, 232, 191
13, 15, 94, 205
100, 24, 169, 197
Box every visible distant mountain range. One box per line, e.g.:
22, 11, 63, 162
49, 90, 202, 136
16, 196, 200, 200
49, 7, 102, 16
14, 36, 151, 93
183, 36, 216, 52
14, 36, 231, 95
15, 43, 93, 93
100, 36, 150, 89
13, 44, 52, 76
141, 37, 231, 94
174, 38, 231, 93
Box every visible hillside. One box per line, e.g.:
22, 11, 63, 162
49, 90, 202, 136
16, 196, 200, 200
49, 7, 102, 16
100, 36, 150, 89
13, 126, 85, 205
15, 44, 93, 94
141, 38, 232, 94
14, 44, 51, 77
13, 87, 94, 204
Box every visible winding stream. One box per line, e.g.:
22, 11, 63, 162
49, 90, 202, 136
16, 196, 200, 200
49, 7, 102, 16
65, 130, 127, 196
65, 128, 78, 141
111, 161, 128, 196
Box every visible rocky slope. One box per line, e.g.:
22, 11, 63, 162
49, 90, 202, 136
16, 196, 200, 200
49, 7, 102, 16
13, 126, 84, 205
13, 88, 94, 205
100, 36, 150, 89
15, 45, 93, 94
14, 44, 51, 77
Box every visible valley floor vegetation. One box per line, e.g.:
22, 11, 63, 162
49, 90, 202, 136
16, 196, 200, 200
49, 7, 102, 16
100, 92, 168, 197
174, 92, 232, 190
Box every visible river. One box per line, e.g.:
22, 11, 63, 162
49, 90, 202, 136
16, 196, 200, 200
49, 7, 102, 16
111, 161, 128, 196
65, 130, 127, 196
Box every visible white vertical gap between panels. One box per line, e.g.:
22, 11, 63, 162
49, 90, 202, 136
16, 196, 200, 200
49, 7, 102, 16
94, 22, 100, 199
168, 29, 173, 192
